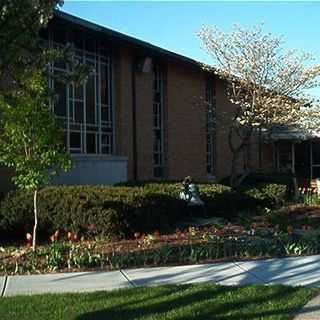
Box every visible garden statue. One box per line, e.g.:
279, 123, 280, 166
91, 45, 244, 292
180, 176, 204, 206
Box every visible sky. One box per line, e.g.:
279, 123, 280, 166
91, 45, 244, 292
62, 0, 320, 97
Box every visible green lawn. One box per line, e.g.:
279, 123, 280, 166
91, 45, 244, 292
0, 284, 317, 320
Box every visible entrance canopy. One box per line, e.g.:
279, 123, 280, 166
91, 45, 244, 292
265, 126, 320, 180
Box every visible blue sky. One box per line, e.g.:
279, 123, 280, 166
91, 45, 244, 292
62, 1, 320, 97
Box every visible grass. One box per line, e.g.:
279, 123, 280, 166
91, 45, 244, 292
0, 284, 317, 320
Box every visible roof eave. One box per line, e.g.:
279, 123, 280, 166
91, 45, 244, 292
54, 10, 210, 71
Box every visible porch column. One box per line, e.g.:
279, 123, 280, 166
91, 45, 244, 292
275, 142, 280, 171
291, 141, 299, 200
310, 140, 313, 180
291, 142, 295, 175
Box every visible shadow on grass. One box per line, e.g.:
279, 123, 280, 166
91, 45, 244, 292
75, 285, 314, 320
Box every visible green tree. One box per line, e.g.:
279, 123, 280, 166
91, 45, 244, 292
0, 1, 91, 248
0, 76, 72, 250
0, 0, 63, 95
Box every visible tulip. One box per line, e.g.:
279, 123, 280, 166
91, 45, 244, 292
26, 233, 32, 247
134, 232, 140, 239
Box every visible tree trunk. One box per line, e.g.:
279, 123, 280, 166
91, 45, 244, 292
229, 127, 253, 188
291, 142, 299, 201
230, 148, 241, 187
32, 189, 38, 251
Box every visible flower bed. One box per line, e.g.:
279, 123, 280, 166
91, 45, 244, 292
1, 222, 319, 275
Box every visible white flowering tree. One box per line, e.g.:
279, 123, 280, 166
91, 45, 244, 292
198, 24, 320, 187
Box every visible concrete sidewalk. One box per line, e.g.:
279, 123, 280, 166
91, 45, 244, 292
2, 254, 320, 298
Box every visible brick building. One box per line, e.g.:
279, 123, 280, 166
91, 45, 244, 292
0, 11, 273, 193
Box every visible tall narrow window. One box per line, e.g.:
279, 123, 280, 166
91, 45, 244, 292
206, 78, 216, 176
153, 66, 165, 178
49, 26, 114, 156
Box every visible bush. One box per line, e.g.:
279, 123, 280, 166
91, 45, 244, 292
244, 183, 288, 207
0, 186, 186, 241
241, 171, 294, 190
0, 182, 287, 241
117, 182, 288, 218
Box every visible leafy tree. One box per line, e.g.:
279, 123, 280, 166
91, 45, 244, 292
0, 1, 92, 248
198, 24, 320, 187
0, 76, 72, 250
0, 0, 63, 95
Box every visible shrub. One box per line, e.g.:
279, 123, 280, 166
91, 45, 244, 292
201, 183, 287, 216
0, 186, 186, 240
244, 183, 288, 207
0, 182, 287, 240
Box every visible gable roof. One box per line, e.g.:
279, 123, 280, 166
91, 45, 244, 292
54, 10, 205, 70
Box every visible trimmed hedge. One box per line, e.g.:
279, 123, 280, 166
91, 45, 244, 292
122, 182, 288, 214
0, 186, 186, 240
0, 182, 287, 240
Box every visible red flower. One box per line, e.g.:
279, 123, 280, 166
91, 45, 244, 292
287, 225, 294, 235
51, 230, 60, 242
26, 233, 32, 247
134, 232, 141, 239
67, 231, 73, 241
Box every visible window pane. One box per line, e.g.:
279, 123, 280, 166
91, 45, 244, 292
86, 75, 96, 124
54, 81, 66, 118
86, 133, 97, 154
70, 132, 81, 149
152, 67, 164, 178
101, 134, 112, 154
74, 101, 84, 123
75, 84, 83, 100
100, 64, 109, 105
101, 106, 109, 123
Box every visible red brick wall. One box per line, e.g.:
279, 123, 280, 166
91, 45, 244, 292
114, 47, 134, 179
166, 62, 207, 181
114, 50, 268, 183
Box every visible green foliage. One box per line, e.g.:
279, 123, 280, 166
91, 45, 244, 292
3, 227, 320, 274
0, 183, 287, 240
45, 242, 68, 271
119, 181, 288, 215
302, 194, 320, 206
68, 244, 102, 269
241, 171, 294, 188
244, 183, 288, 207
0, 0, 63, 95
0, 186, 186, 239
0, 79, 72, 191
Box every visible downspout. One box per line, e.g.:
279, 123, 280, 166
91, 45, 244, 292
132, 60, 138, 181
